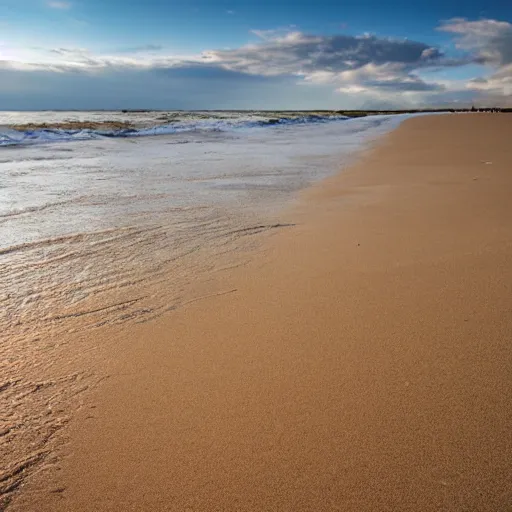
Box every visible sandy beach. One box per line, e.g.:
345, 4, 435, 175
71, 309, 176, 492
7, 114, 512, 511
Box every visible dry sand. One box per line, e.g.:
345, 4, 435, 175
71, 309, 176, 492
10, 114, 512, 511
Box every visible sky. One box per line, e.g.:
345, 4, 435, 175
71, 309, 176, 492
1, 0, 511, 110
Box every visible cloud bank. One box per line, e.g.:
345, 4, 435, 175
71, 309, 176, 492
1, 18, 511, 109
439, 18, 512, 103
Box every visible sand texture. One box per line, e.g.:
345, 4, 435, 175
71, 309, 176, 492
9, 114, 512, 511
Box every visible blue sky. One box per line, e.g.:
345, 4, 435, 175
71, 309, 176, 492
0, 0, 511, 109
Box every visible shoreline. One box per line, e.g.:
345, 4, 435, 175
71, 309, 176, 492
8, 114, 512, 511
1, 113, 401, 509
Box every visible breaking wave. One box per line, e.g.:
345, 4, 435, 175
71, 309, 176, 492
0, 114, 349, 147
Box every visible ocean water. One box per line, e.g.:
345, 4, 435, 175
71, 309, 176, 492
0, 110, 349, 146
1, 110, 411, 502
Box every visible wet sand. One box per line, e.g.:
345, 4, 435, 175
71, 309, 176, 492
9, 114, 512, 511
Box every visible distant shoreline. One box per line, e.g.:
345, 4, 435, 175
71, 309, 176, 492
1, 107, 510, 116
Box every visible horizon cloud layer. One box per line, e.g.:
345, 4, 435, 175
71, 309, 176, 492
0, 17, 511, 109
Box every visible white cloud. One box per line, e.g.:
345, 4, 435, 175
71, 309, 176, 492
47, 1, 72, 9
304, 65, 434, 94
437, 18, 512, 103
467, 63, 512, 96
439, 18, 512, 66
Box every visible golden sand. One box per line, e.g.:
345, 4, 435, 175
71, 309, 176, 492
8, 114, 512, 511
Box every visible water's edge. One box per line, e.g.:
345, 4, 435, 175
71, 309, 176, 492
0, 113, 412, 509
